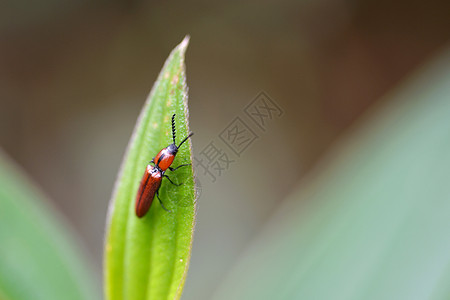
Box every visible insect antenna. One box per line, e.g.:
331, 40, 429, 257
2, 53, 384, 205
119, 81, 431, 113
171, 114, 176, 145
178, 132, 194, 148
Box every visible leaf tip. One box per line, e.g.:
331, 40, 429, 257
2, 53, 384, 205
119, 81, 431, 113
178, 35, 190, 54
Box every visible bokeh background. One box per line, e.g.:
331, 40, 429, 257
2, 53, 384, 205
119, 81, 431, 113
1, 1, 450, 299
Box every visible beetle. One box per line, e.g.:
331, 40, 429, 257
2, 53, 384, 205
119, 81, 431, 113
135, 114, 193, 218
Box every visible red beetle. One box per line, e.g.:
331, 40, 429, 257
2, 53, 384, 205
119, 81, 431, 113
135, 114, 193, 218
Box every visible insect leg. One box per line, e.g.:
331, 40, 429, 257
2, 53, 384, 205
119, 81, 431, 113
156, 190, 171, 212
164, 174, 182, 186
168, 163, 191, 172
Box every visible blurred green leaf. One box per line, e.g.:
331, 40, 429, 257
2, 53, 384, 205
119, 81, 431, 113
0, 150, 100, 300
212, 50, 450, 299
104, 36, 196, 300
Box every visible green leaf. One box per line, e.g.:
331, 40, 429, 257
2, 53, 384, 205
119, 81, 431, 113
212, 50, 450, 299
104, 36, 196, 300
0, 150, 101, 300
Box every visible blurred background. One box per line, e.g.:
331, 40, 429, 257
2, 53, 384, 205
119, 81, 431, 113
1, 0, 450, 299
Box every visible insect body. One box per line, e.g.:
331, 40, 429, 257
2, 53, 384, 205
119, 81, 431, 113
135, 114, 193, 218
